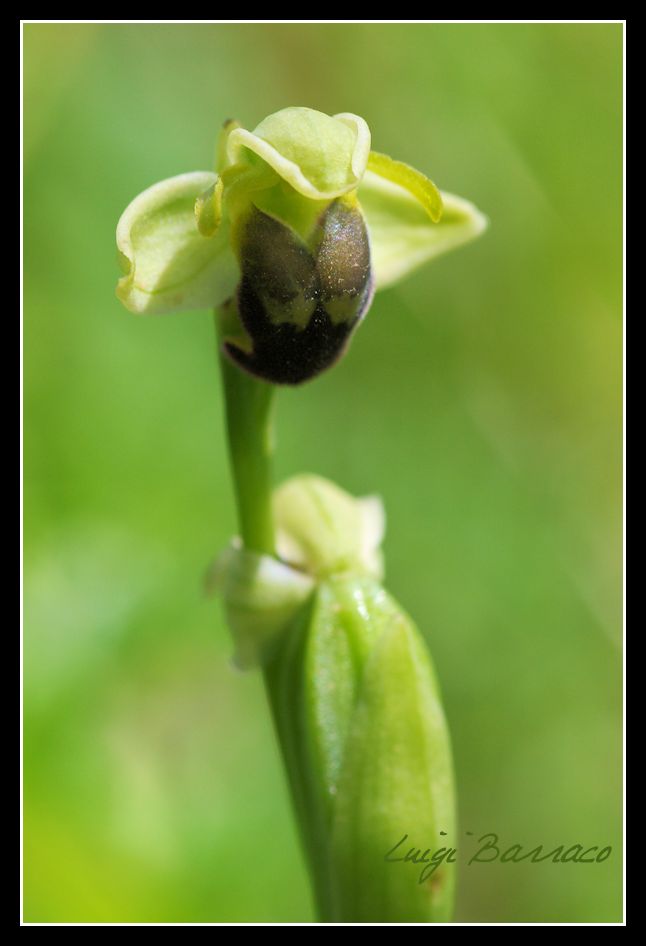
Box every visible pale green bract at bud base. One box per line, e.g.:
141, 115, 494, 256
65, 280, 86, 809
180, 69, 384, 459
212, 475, 456, 923
116, 107, 487, 385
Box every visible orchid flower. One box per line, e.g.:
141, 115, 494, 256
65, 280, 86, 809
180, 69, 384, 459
116, 107, 486, 384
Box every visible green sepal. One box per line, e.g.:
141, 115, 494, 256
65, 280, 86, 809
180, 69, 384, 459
116, 171, 239, 314
359, 173, 488, 290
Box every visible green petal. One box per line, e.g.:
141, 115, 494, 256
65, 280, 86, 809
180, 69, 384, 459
367, 151, 443, 223
116, 171, 239, 314
226, 107, 371, 200
359, 170, 488, 290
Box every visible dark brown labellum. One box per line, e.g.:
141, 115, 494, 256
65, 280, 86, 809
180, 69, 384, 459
224, 200, 374, 385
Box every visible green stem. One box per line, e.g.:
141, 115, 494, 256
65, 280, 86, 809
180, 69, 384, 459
215, 304, 275, 556
215, 303, 330, 921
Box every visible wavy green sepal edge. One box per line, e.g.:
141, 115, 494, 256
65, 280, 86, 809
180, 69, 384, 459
116, 171, 239, 314
359, 171, 488, 290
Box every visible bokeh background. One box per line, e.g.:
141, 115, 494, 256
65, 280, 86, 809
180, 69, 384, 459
23, 23, 623, 923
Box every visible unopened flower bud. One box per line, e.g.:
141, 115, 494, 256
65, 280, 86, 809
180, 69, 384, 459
213, 474, 456, 922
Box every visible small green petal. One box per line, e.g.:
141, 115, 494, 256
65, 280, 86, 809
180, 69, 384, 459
194, 177, 224, 237
359, 171, 488, 290
367, 151, 443, 223
226, 107, 371, 200
116, 171, 239, 314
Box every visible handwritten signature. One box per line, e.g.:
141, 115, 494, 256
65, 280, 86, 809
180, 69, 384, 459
385, 833, 612, 885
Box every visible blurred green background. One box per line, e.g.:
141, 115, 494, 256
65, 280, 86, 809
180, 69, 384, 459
23, 23, 623, 923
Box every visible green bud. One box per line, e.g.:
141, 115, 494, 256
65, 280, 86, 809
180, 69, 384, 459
273, 474, 384, 578
214, 475, 456, 922
268, 572, 456, 923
